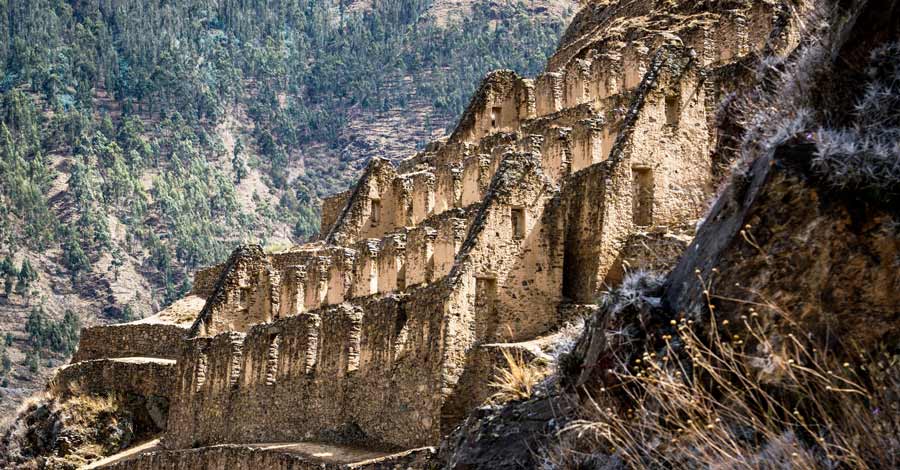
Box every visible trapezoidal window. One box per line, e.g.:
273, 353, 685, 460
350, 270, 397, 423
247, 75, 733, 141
491, 106, 503, 128
396, 261, 406, 291
194, 352, 208, 392
265, 334, 281, 386
632, 167, 654, 227
665, 95, 681, 126
510, 208, 525, 239
370, 198, 381, 227
475, 276, 498, 340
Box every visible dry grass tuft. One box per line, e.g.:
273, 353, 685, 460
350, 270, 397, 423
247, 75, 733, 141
544, 304, 900, 469
489, 348, 549, 404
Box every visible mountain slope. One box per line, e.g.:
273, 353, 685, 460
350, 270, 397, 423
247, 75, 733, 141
0, 0, 576, 417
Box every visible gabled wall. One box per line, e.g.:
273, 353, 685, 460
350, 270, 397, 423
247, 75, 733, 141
450, 153, 563, 343
551, 48, 713, 303
190, 246, 274, 337
326, 158, 402, 245
449, 70, 535, 145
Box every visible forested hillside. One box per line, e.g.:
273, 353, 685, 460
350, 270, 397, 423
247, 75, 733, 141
0, 0, 574, 415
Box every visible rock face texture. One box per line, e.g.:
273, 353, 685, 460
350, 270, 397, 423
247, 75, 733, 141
4, 0, 822, 468
665, 145, 900, 352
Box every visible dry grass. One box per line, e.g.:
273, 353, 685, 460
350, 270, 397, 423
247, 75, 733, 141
545, 302, 900, 469
1, 392, 137, 468
489, 348, 550, 404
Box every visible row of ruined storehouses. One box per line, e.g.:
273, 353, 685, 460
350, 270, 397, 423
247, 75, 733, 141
60, 1, 801, 452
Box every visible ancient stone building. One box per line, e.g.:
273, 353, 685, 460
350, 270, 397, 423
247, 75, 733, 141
54, 1, 807, 467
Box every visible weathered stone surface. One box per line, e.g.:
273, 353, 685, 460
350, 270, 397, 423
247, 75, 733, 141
73, 324, 188, 362
165, 289, 450, 450
440, 396, 576, 470
73, 294, 203, 362
47, 358, 176, 434
49, 358, 175, 401
665, 145, 900, 351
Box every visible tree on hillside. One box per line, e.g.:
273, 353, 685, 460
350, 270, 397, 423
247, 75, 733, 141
14, 259, 37, 295
61, 231, 90, 283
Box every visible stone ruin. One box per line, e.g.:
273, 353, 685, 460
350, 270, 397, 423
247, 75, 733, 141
52, 1, 808, 466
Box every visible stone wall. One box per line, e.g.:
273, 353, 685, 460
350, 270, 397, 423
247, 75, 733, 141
602, 227, 694, 287
166, 285, 450, 450
320, 189, 352, 237
46, 358, 175, 436
550, 48, 712, 303
192, 206, 479, 340
325, 158, 402, 245
73, 323, 188, 362
554, 161, 615, 303
191, 245, 275, 337
449, 70, 534, 145
449, 152, 563, 342
162, 39, 760, 455
326, 134, 518, 250
625, 62, 712, 228
49, 358, 175, 400
520, 101, 621, 185
164, 150, 569, 450
192, 265, 225, 297
439, 342, 547, 432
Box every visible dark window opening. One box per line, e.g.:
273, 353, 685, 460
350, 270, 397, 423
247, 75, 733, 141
511, 208, 525, 239
665, 95, 681, 126
632, 167, 654, 227
370, 198, 381, 227
397, 263, 406, 291
491, 106, 502, 128
475, 276, 498, 340
426, 247, 436, 283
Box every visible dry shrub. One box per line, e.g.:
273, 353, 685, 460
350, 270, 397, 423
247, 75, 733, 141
548, 304, 899, 469
489, 348, 550, 404
811, 42, 900, 195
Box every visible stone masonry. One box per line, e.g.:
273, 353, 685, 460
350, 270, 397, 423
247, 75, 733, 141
56, 0, 806, 465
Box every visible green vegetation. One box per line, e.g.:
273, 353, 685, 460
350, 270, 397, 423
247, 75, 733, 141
0, 0, 568, 310
18, 306, 80, 373
25, 307, 80, 357
0, 255, 38, 298
0, 333, 12, 381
